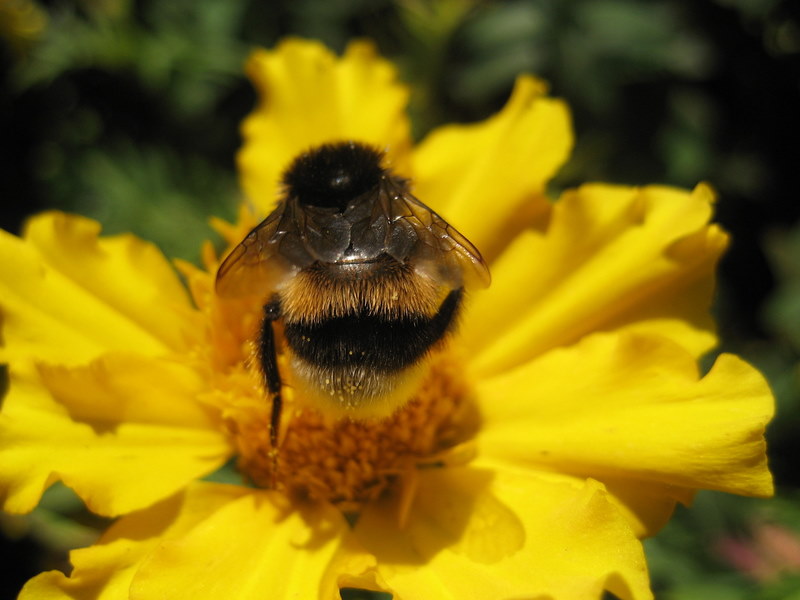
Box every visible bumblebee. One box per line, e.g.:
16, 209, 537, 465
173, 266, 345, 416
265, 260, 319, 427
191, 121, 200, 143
216, 141, 490, 447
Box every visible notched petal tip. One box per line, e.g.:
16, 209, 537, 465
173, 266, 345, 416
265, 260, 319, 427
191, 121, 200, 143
1, 211, 196, 365
411, 75, 572, 265
478, 332, 775, 536
698, 352, 775, 497
130, 488, 347, 599
352, 467, 652, 600
0, 358, 230, 517
464, 181, 728, 374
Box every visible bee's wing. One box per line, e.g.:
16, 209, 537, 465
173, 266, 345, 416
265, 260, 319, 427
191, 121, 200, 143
215, 204, 299, 298
380, 183, 491, 290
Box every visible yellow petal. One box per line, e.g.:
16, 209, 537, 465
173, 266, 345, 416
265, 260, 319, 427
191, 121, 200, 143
130, 490, 347, 600
0, 212, 196, 365
20, 540, 144, 600
478, 332, 774, 533
21, 484, 344, 600
412, 75, 572, 262
0, 358, 230, 516
19, 483, 252, 600
351, 467, 652, 600
238, 38, 412, 215
463, 183, 725, 376
600, 478, 695, 538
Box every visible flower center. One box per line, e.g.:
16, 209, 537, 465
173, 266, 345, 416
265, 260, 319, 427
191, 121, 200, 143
230, 353, 479, 509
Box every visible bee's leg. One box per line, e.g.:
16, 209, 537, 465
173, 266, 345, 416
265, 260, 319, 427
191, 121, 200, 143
259, 299, 283, 453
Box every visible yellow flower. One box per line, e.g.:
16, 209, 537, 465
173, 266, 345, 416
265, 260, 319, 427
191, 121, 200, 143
0, 38, 773, 600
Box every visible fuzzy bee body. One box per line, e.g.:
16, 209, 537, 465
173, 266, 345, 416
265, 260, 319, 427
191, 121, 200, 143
216, 142, 489, 443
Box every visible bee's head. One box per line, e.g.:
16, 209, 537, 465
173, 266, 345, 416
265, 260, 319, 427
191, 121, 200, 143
283, 141, 385, 211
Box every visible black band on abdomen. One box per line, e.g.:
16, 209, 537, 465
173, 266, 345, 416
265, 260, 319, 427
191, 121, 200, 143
284, 289, 462, 373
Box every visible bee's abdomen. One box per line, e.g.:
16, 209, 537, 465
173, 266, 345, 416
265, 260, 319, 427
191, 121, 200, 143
284, 289, 462, 373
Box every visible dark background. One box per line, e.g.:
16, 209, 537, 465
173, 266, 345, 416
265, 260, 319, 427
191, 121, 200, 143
2, 1, 800, 598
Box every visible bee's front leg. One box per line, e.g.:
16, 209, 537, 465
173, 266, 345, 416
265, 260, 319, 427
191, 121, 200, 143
259, 297, 283, 452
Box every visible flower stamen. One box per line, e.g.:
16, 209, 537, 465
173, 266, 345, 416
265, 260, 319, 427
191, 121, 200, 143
232, 353, 479, 510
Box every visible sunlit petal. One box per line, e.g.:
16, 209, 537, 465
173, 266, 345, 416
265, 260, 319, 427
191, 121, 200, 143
0, 212, 196, 365
18, 483, 252, 600
463, 183, 725, 375
351, 467, 652, 600
478, 332, 773, 533
0, 359, 230, 516
130, 490, 347, 599
412, 76, 571, 262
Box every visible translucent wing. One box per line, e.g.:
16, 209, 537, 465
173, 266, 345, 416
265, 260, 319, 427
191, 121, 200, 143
411, 204, 492, 290
361, 177, 491, 290
215, 203, 298, 298
217, 175, 490, 298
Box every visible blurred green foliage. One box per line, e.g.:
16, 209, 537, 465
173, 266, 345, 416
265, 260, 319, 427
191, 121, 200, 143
2, 0, 799, 598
